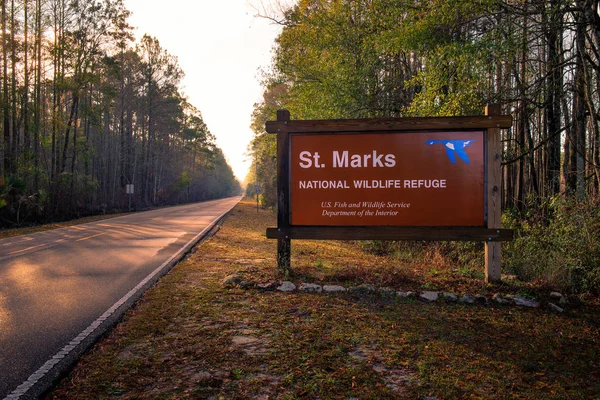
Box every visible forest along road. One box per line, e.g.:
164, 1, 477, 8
0, 196, 241, 399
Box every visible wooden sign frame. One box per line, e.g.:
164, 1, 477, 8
265, 106, 513, 282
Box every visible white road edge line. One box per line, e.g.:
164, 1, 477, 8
3, 198, 241, 400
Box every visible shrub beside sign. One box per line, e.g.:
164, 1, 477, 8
266, 107, 513, 282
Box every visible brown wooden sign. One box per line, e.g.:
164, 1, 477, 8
290, 131, 485, 226
266, 107, 513, 282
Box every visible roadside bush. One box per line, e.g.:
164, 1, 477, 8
503, 198, 600, 294
358, 197, 600, 294
437, 241, 484, 269
0, 176, 47, 227
362, 240, 398, 255
363, 239, 483, 271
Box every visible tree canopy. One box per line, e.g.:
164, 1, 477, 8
0, 0, 240, 226
250, 0, 600, 214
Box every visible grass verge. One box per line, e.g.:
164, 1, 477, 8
47, 199, 600, 399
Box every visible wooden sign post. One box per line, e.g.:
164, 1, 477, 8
266, 107, 513, 282
485, 104, 503, 282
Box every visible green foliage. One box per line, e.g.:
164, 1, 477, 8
0, 176, 47, 226
80, 175, 101, 196
358, 198, 600, 294
438, 241, 484, 270
251, 0, 508, 206
272, 0, 418, 119
248, 124, 278, 209
405, 42, 490, 117
503, 198, 600, 294
175, 172, 191, 191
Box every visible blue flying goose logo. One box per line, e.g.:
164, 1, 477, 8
426, 139, 475, 164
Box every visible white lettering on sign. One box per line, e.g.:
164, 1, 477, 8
403, 179, 447, 189
332, 150, 396, 168
353, 180, 402, 189
299, 151, 325, 168
298, 150, 396, 168
299, 180, 350, 189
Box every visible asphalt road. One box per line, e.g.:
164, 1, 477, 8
0, 196, 241, 399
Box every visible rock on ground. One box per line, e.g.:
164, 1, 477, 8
348, 284, 377, 295
548, 302, 565, 313
459, 294, 476, 304
441, 292, 458, 302
513, 296, 540, 308
420, 291, 439, 302
550, 292, 567, 306
323, 285, 346, 293
276, 281, 296, 292
299, 283, 322, 293
379, 287, 396, 297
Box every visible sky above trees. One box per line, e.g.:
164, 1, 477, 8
124, 0, 286, 180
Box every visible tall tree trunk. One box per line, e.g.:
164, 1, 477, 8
2, 0, 11, 177
562, 95, 575, 195
69, 90, 79, 215
23, 0, 30, 157
144, 88, 153, 205
51, 1, 59, 183
33, 0, 41, 192
572, 2, 588, 200
119, 47, 127, 188
526, 122, 540, 198
516, 5, 528, 211
571, 68, 586, 200
517, 101, 526, 210
588, 70, 600, 197
545, 1, 562, 197
10, 0, 17, 171
60, 93, 79, 174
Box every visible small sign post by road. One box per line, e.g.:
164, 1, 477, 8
125, 184, 134, 212
266, 105, 513, 282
